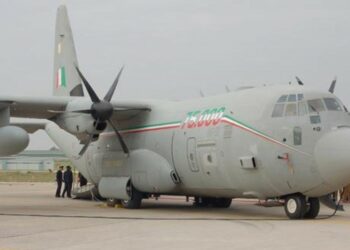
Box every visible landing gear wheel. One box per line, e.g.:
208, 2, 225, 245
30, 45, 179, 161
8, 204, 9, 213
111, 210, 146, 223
106, 198, 120, 207
284, 195, 307, 219
193, 197, 210, 207
304, 198, 320, 219
213, 198, 232, 208
120, 186, 143, 209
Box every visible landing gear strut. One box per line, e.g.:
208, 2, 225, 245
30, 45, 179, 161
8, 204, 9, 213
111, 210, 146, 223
284, 195, 320, 219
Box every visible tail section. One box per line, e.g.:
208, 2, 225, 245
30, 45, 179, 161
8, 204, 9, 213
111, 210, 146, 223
53, 5, 84, 97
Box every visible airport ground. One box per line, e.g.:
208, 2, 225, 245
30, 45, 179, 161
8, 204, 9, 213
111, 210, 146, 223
0, 182, 350, 250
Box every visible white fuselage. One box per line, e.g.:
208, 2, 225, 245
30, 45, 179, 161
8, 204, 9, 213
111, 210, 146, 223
47, 85, 350, 200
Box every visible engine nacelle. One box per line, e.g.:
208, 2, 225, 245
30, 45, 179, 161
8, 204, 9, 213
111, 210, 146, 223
60, 114, 106, 135
56, 99, 107, 136
0, 126, 29, 156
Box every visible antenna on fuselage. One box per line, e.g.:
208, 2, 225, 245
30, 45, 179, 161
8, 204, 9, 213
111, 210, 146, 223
225, 85, 231, 93
199, 90, 205, 97
295, 76, 304, 85
328, 77, 337, 93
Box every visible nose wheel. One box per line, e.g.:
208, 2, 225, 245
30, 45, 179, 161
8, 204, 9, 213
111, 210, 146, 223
284, 195, 320, 219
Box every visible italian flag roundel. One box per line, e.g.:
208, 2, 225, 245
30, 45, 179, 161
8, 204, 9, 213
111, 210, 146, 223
56, 67, 67, 88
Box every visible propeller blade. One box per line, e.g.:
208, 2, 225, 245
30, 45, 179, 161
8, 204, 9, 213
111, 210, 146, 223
295, 76, 304, 86
107, 119, 129, 155
104, 66, 124, 102
75, 66, 101, 103
328, 77, 337, 93
70, 109, 93, 114
79, 135, 92, 156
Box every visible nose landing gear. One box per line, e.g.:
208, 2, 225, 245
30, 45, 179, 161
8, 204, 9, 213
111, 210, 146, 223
284, 195, 320, 219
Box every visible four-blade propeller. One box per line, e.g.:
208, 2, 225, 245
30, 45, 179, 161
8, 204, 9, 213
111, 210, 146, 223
75, 66, 129, 156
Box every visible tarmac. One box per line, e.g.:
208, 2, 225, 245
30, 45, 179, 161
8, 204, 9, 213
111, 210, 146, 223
0, 182, 350, 250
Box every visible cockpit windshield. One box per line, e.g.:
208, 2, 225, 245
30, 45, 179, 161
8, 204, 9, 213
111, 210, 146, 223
307, 99, 325, 113
323, 98, 343, 111
271, 95, 344, 118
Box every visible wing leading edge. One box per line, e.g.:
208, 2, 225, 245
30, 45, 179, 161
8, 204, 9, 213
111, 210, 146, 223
0, 96, 152, 121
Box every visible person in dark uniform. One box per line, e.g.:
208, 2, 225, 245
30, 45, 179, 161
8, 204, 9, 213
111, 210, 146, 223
55, 166, 64, 197
62, 166, 73, 198
78, 172, 88, 187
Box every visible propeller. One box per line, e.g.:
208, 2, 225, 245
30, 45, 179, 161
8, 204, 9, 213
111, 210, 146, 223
75, 66, 129, 156
328, 77, 337, 93
295, 76, 304, 86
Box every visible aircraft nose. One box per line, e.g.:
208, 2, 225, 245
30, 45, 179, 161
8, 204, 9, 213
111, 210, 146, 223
314, 128, 350, 189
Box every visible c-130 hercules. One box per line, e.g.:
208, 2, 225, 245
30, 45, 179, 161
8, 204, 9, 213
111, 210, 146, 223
0, 5, 349, 219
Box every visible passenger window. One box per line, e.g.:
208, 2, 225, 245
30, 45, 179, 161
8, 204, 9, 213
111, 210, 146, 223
297, 94, 304, 101
298, 102, 308, 116
277, 95, 288, 103
293, 127, 302, 145
272, 104, 285, 117
308, 99, 325, 113
324, 98, 342, 111
285, 103, 297, 116
287, 94, 296, 102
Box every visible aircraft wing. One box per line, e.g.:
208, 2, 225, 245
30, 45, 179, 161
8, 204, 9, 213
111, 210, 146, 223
0, 96, 73, 119
0, 96, 152, 121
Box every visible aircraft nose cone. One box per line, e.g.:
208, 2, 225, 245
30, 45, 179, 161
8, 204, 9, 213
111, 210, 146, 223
314, 128, 350, 189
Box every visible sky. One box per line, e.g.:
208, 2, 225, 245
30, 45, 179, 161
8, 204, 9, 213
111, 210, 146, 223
1, 0, 350, 149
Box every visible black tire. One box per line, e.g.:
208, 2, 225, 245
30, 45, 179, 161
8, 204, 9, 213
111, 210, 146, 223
304, 198, 320, 219
120, 187, 143, 209
193, 197, 211, 207
213, 198, 232, 208
284, 195, 307, 219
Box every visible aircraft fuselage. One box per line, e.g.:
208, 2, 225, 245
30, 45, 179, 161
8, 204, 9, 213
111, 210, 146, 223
60, 85, 350, 200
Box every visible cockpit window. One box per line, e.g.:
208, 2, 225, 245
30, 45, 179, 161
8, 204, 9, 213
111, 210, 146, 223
287, 94, 296, 102
272, 104, 285, 117
307, 99, 325, 113
277, 95, 288, 103
298, 102, 308, 116
323, 98, 343, 111
285, 103, 297, 116
272, 94, 305, 117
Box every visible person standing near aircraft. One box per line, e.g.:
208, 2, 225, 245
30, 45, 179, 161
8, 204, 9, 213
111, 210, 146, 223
62, 166, 73, 198
55, 166, 63, 197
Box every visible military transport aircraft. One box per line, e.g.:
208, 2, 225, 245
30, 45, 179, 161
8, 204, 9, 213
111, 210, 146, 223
1, 5, 350, 219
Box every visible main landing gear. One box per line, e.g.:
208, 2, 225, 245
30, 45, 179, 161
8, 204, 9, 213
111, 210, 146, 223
284, 194, 320, 219
106, 186, 144, 209
194, 197, 232, 208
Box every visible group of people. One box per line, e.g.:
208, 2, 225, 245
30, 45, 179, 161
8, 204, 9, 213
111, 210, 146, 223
55, 166, 88, 198
55, 166, 73, 198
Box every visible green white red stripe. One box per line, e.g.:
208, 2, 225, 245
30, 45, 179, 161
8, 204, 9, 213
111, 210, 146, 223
121, 121, 182, 134
100, 114, 309, 156
100, 121, 182, 137
56, 67, 67, 88
221, 115, 309, 155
